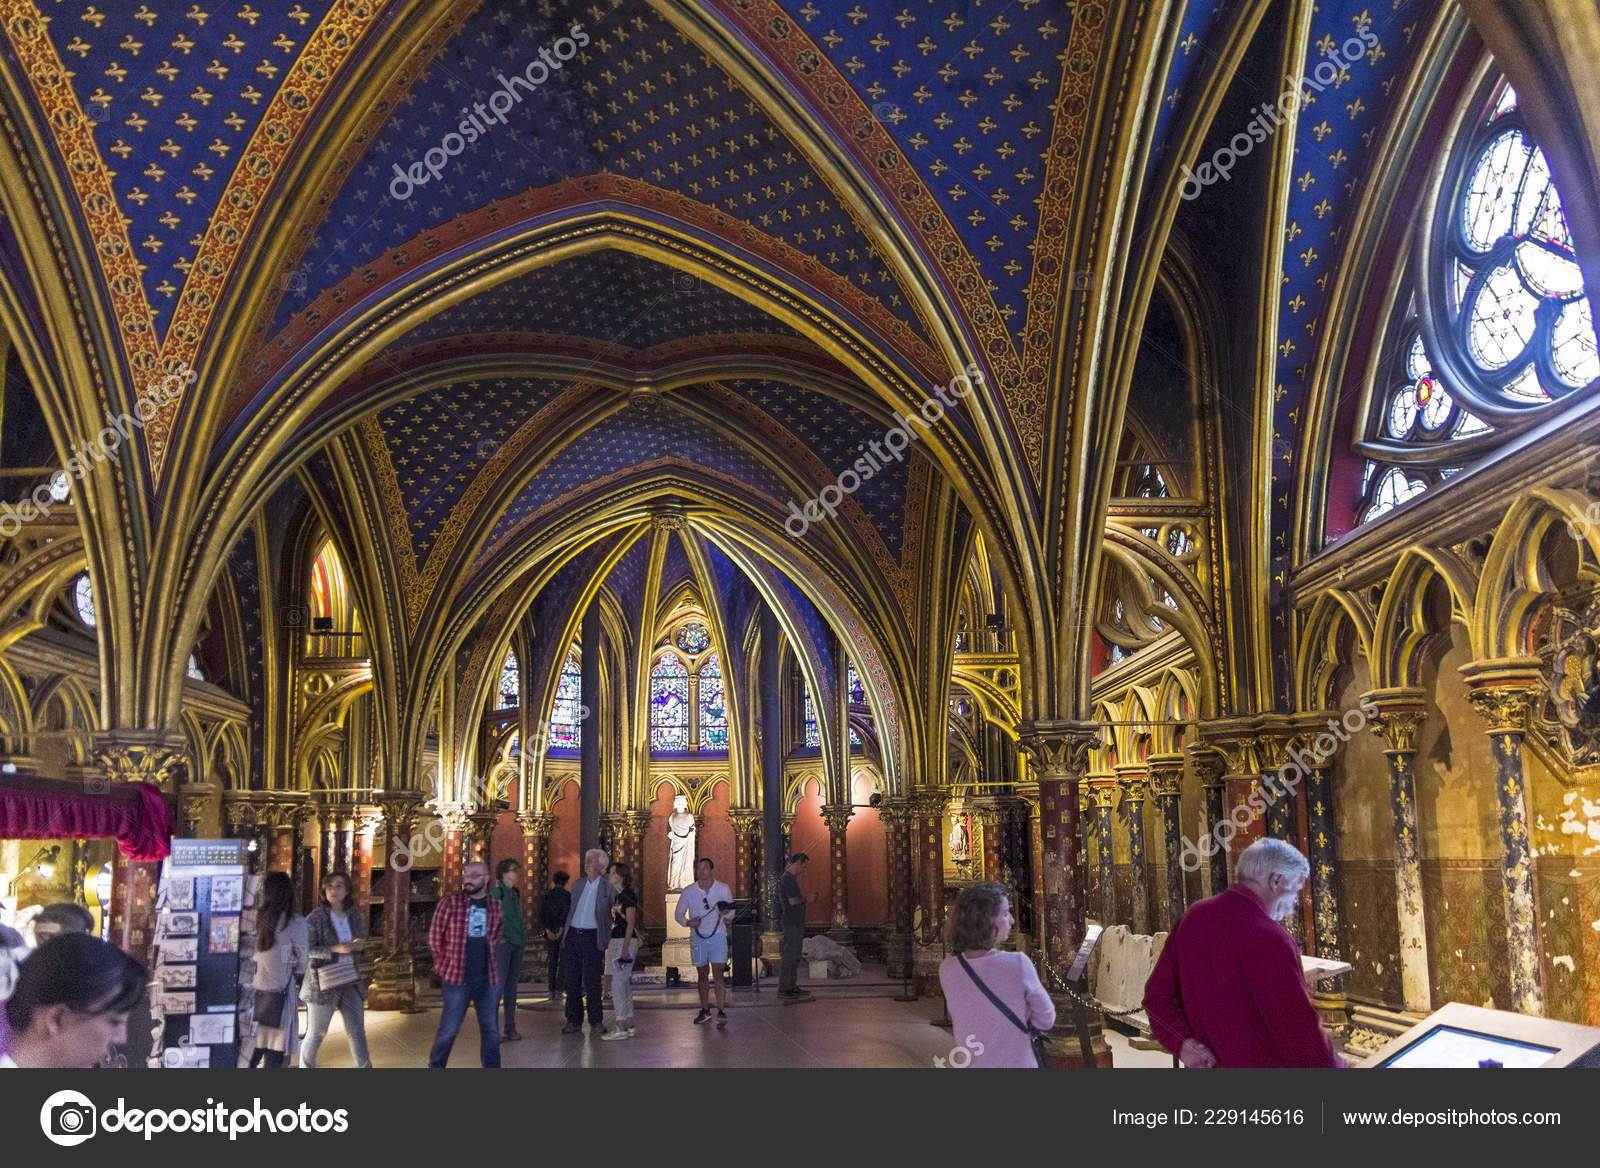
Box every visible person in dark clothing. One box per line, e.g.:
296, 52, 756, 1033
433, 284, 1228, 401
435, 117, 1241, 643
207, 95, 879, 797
777, 853, 814, 1001
491, 859, 526, 1041
539, 870, 571, 1003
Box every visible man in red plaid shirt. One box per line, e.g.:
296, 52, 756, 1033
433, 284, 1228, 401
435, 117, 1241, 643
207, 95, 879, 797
427, 859, 503, 1067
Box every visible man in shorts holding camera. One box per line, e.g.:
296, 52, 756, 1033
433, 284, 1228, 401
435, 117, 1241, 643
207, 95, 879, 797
674, 857, 734, 1027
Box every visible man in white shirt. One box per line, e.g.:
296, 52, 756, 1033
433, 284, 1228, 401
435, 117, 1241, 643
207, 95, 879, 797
673, 857, 734, 1027
560, 848, 615, 1035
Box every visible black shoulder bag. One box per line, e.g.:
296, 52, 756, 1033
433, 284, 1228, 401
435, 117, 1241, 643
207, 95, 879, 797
956, 953, 1049, 1068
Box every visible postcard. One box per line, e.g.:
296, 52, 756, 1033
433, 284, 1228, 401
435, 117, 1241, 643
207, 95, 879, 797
165, 911, 199, 936
157, 964, 197, 989
166, 877, 195, 911
208, 916, 239, 954
161, 991, 196, 1015
189, 1012, 234, 1045
162, 937, 198, 962
209, 874, 243, 913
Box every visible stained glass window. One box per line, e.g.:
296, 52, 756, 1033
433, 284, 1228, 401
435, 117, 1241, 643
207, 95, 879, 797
803, 687, 820, 748
698, 653, 728, 751
1355, 81, 1598, 528
551, 650, 581, 748
651, 653, 690, 751
74, 574, 95, 629
499, 649, 519, 709
676, 622, 711, 654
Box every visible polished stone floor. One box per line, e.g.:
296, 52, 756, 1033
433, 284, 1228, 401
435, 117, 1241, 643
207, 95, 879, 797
294, 966, 1170, 1069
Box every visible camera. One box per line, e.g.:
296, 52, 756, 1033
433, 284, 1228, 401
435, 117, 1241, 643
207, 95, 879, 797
716, 900, 734, 912
51, 1102, 95, 1137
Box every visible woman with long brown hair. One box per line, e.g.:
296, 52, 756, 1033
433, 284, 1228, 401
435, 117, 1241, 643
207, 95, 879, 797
250, 871, 306, 1067
300, 870, 371, 1068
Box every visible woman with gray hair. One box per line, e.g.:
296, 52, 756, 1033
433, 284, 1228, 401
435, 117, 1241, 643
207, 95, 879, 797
1143, 838, 1341, 1067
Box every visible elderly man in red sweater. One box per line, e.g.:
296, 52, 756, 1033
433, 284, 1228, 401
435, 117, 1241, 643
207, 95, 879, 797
1144, 838, 1342, 1068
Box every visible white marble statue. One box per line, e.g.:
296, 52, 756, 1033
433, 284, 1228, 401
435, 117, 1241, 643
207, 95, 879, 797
666, 794, 696, 891
948, 816, 970, 862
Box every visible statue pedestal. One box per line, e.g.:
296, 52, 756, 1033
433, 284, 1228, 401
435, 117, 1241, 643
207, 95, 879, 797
660, 890, 698, 979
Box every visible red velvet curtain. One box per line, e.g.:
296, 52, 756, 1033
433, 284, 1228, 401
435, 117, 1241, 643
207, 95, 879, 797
0, 780, 171, 861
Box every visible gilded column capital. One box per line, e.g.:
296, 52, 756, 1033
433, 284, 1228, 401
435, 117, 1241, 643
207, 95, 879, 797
649, 503, 688, 531
1186, 745, 1228, 790
376, 793, 423, 836
1018, 720, 1098, 778
1146, 753, 1184, 798
726, 807, 762, 836
516, 810, 556, 836
1460, 658, 1543, 734
1363, 688, 1427, 753
1089, 781, 1121, 811
177, 781, 217, 823
909, 789, 948, 819
354, 805, 386, 836
820, 804, 854, 834
94, 732, 189, 792
221, 793, 258, 835
1117, 773, 1150, 803
624, 811, 655, 837
877, 799, 913, 830
970, 797, 1009, 827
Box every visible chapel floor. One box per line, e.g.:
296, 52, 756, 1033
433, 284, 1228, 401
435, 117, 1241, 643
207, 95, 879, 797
296, 965, 1171, 1069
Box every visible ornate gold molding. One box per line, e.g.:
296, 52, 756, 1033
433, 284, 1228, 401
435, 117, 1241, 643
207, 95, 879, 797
1018, 720, 1099, 779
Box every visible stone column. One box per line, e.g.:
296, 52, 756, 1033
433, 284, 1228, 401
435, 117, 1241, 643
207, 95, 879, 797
438, 806, 469, 896
758, 606, 783, 956
518, 811, 555, 960
912, 790, 946, 940
1090, 781, 1118, 925
1192, 748, 1229, 897
1117, 770, 1150, 934
1463, 664, 1545, 1016
623, 811, 653, 881
1148, 755, 1186, 928
177, 781, 217, 838
727, 808, 761, 901
222, 794, 257, 842
821, 803, 852, 940
369, 794, 420, 1011
880, 800, 915, 979
974, 800, 1005, 885
351, 808, 379, 918
579, 602, 601, 851
1304, 761, 1344, 996
294, 804, 320, 914
1019, 722, 1097, 978
1366, 690, 1431, 1014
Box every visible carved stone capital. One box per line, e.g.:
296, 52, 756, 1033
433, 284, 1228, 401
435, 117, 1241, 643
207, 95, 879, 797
94, 732, 189, 792
649, 504, 688, 531
1089, 782, 1121, 811
877, 799, 914, 830
1018, 720, 1098, 779
820, 804, 854, 834
221, 792, 258, 834
726, 807, 762, 837
1117, 773, 1150, 804
909, 789, 948, 819
435, 803, 471, 834
1460, 659, 1543, 734
624, 811, 654, 837
376, 793, 423, 837
1186, 745, 1228, 790
1146, 753, 1185, 798
1363, 688, 1427, 754
516, 810, 556, 837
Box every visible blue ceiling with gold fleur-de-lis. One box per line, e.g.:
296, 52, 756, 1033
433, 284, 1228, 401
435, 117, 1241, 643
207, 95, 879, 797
1274, 0, 1436, 481
1146, 0, 1234, 186
712, 377, 913, 557
32, 0, 337, 334
375, 374, 572, 561
602, 531, 653, 625
395, 250, 805, 352
272, 0, 929, 346
792, 0, 1070, 347
482, 395, 793, 554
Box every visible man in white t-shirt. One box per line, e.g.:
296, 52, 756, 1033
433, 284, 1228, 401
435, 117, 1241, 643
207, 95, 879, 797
673, 857, 734, 1027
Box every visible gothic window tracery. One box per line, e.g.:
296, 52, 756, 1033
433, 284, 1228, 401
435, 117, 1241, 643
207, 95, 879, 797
1356, 82, 1598, 526
650, 652, 690, 751
498, 649, 519, 709
698, 652, 727, 751
551, 650, 581, 748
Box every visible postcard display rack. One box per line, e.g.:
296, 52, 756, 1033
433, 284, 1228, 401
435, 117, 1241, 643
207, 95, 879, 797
149, 839, 261, 1068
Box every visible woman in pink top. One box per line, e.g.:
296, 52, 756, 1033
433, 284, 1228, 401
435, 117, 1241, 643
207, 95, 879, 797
937, 882, 1055, 1068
